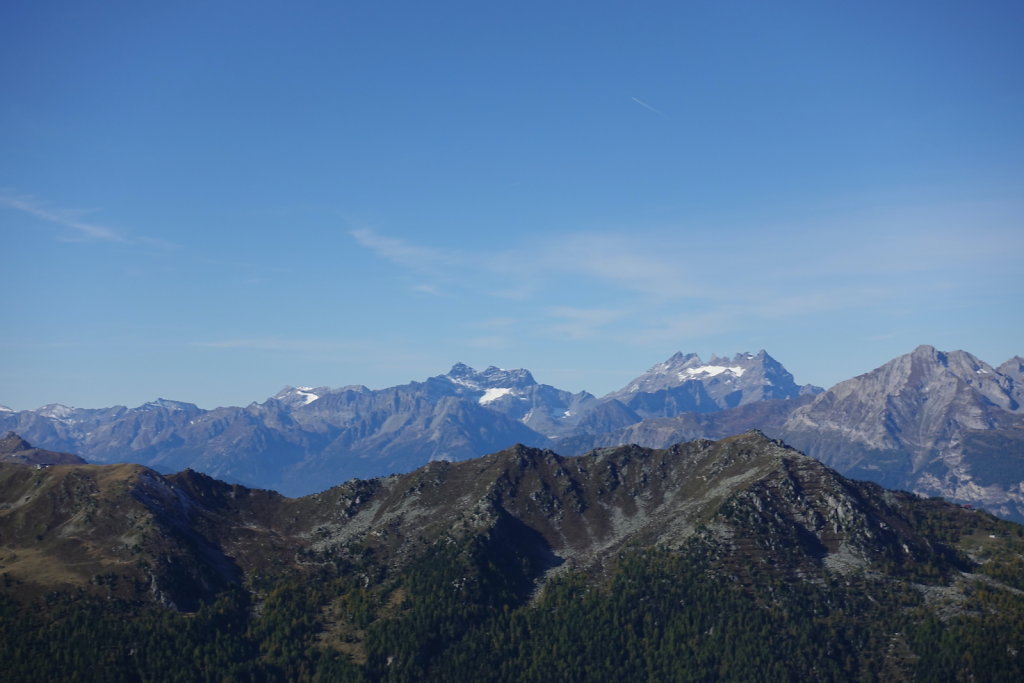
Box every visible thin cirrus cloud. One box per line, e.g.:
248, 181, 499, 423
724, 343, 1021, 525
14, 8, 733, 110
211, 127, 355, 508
349, 228, 458, 271
349, 227, 535, 298
1, 188, 179, 250
346, 225, 917, 344
412, 283, 444, 296
0, 189, 125, 242
630, 96, 665, 116
348, 227, 703, 302
535, 233, 703, 301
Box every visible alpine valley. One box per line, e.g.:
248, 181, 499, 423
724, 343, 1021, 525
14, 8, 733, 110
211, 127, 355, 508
3, 345, 1023, 522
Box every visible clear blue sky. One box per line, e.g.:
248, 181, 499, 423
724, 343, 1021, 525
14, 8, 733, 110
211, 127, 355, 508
3, 0, 1022, 410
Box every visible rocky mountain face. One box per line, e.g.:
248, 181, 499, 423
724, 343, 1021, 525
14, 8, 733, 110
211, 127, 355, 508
999, 355, 1024, 405
1, 432, 1022, 680
779, 345, 1024, 521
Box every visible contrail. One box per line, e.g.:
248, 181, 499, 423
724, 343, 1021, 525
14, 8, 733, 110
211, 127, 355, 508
631, 97, 664, 116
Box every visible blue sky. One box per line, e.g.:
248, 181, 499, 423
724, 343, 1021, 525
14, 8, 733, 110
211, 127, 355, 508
3, 0, 1022, 410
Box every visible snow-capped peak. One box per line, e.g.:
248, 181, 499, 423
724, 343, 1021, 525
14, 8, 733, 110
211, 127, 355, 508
606, 349, 814, 405
0, 405, 14, 413
272, 385, 328, 406
36, 403, 75, 419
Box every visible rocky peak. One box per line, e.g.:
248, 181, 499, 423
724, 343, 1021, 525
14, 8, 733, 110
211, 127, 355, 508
138, 398, 201, 412
0, 431, 32, 455
998, 356, 1024, 379
998, 357, 1024, 409
608, 351, 745, 397
445, 363, 537, 390
852, 345, 1016, 412
782, 345, 1024, 486
0, 431, 86, 465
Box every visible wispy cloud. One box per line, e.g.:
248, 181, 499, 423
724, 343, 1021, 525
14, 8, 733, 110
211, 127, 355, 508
631, 96, 665, 116
349, 227, 531, 298
412, 283, 444, 296
1, 188, 180, 249
347, 205, 1010, 351
352, 228, 706, 302
0, 189, 124, 242
548, 234, 696, 298
349, 228, 456, 270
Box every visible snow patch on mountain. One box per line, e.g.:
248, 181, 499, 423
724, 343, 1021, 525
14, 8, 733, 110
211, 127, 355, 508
479, 388, 514, 405
678, 365, 745, 380
271, 386, 328, 406
292, 388, 320, 405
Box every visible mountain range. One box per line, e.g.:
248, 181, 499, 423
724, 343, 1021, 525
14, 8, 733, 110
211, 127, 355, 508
1, 431, 1022, 680
3, 345, 1023, 521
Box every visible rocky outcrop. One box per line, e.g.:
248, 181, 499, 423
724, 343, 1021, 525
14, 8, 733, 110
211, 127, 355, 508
0, 431, 86, 465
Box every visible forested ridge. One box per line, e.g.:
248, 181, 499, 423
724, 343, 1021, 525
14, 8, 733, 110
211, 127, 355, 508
2, 433, 1023, 680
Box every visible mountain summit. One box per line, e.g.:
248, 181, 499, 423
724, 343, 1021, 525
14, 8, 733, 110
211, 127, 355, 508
777, 345, 1024, 518
444, 363, 538, 391
606, 349, 821, 411
439, 363, 596, 436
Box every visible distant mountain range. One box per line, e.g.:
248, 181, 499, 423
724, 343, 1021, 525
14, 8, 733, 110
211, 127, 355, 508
3, 345, 1023, 521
